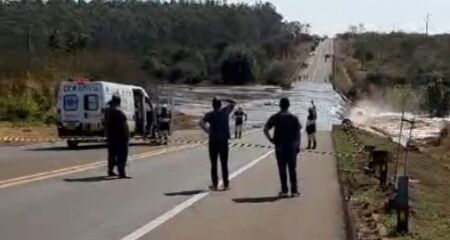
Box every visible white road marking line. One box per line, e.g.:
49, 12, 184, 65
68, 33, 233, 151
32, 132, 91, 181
120, 149, 275, 240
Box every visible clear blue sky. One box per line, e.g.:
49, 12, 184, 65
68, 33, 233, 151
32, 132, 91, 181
230, 0, 450, 35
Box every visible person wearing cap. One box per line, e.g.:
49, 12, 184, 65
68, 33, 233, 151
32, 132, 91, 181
158, 105, 171, 145
233, 106, 247, 139
199, 97, 236, 191
264, 97, 302, 197
104, 94, 130, 178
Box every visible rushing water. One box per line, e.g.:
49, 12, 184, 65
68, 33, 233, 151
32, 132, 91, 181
348, 101, 450, 145
161, 39, 347, 132
161, 81, 346, 131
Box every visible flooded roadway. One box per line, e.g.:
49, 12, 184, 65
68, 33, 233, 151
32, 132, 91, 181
163, 39, 347, 131
164, 38, 449, 145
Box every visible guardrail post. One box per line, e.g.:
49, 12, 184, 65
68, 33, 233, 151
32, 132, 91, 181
379, 152, 388, 187
396, 176, 409, 234
372, 150, 389, 186
364, 145, 376, 170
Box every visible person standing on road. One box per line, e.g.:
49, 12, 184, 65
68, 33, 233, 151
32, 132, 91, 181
233, 107, 247, 139
158, 105, 171, 145
306, 107, 317, 149
104, 94, 130, 178
145, 98, 155, 138
199, 97, 236, 191
264, 97, 302, 197
310, 100, 317, 119
306, 100, 317, 149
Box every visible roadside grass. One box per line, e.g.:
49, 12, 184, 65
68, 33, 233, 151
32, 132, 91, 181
0, 121, 57, 142
333, 126, 450, 240
333, 127, 384, 205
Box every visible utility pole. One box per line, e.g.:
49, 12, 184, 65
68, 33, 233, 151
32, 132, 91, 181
425, 13, 430, 36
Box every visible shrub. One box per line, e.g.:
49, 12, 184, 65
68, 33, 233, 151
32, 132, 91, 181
168, 60, 206, 84
0, 95, 40, 121
262, 61, 292, 86
423, 78, 450, 117
366, 73, 385, 86
142, 56, 168, 79
221, 49, 255, 85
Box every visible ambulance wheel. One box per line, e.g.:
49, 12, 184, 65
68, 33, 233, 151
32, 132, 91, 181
67, 140, 79, 149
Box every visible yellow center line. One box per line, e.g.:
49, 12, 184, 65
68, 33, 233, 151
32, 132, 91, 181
0, 143, 201, 190
0, 129, 261, 190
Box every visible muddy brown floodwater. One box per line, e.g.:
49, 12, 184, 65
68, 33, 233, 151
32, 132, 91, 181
348, 100, 450, 146
160, 81, 347, 132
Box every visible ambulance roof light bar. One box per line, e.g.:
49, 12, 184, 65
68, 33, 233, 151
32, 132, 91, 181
68, 78, 91, 84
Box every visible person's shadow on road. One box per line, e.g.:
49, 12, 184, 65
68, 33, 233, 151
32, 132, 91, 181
232, 196, 281, 203
64, 176, 120, 182
164, 190, 205, 196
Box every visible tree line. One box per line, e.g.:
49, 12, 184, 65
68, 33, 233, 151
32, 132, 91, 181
338, 32, 450, 117
0, 0, 311, 85
0, 0, 313, 122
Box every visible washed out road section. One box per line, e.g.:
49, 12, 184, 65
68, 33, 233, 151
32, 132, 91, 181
164, 39, 345, 132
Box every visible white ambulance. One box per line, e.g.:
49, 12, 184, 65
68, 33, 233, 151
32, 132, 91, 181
57, 78, 153, 148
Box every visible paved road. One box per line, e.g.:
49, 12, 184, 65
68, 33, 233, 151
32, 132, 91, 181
0, 130, 206, 181
0, 39, 347, 240
142, 132, 345, 240
0, 131, 269, 240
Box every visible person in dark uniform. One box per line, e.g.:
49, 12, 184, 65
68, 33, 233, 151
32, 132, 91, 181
264, 97, 302, 197
199, 97, 236, 191
233, 107, 247, 139
306, 107, 317, 149
144, 98, 155, 138
158, 105, 171, 145
104, 94, 130, 178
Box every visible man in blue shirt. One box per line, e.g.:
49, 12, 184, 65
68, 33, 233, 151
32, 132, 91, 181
199, 97, 236, 191
264, 97, 302, 197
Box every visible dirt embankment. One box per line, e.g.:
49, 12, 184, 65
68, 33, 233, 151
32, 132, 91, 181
333, 126, 450, 240
333, 38, 356, 97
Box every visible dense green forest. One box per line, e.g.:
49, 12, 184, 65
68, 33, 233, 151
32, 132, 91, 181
0, 0, 312, 122
337, 32, 450, 117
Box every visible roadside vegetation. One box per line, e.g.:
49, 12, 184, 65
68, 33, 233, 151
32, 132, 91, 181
335, 32, 450, 116
333, 126, 450, 240
0, 0, 314, 123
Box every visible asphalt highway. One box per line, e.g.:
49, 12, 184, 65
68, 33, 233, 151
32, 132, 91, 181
0, 39, 347, 240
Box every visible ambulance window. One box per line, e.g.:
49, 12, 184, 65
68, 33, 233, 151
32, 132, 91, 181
84, 95, 99, 111
64, 95, 78, 111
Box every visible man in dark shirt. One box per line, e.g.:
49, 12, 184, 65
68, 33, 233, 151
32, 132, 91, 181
144, 98, 155, 138
199, 97, 236, 191
306, 100, 317, 149
306, 107, 317, 149
264, 97, 302, 197
104, 95, 130, 178
158, 105, 172, 145
233, 107, 247, 139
